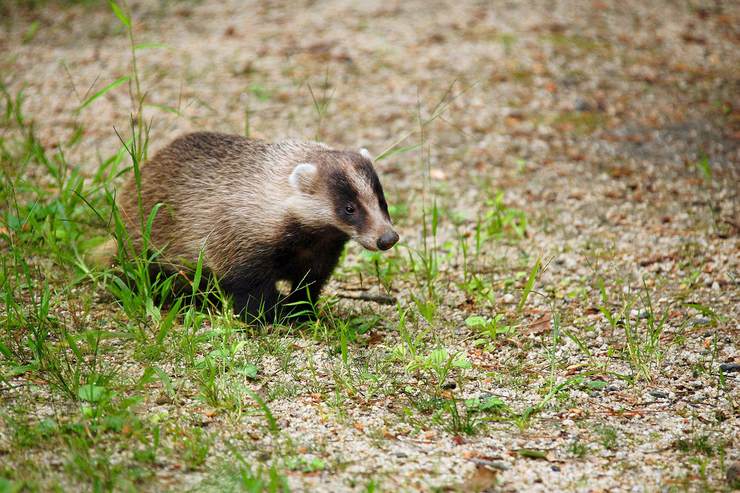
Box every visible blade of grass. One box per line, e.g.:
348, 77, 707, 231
109, 0, 131, 28
517, 256, 541, 313
375, 143, 421, 162
77, 76, 130, 112
243, 387, 279, 435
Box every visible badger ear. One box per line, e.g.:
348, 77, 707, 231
289, 163, 317, 193
359, 148, 372, 161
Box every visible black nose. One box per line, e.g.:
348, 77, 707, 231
376, 230, 399, 250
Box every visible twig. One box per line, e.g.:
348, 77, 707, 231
336, 292, 397, 305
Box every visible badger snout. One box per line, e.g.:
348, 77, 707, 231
376, 230, 399, 250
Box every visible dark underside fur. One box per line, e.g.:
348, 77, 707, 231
218, 218, 349, 323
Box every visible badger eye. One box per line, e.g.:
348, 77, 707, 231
344, 204, 356, 215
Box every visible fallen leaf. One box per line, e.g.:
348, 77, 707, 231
517, 448, 549, 460
463, 462, 499, 491
430, 169, 447, 180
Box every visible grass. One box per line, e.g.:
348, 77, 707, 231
0, 1, 736, 491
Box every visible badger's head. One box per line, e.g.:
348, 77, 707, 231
288, 147, 399, 251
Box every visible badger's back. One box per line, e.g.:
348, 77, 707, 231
117, 132, 319, 275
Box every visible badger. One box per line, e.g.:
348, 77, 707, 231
114, 131, 398, 321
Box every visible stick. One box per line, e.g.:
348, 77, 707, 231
335, 292, 397, 305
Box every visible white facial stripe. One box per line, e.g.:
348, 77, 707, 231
359, 148, 372, 161
349, 171, 372, 197
285, 195, 335, 228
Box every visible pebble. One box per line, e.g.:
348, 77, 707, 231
649, 390, 669, 399
690, 317, 711, 327
473, 459, 511, 471
630, 309, 649, 319
719, 363, 740, 373
727, 461, 740, 488
574, 98, 592, 112
473, 459, 510, 471
503, 293, 515, 304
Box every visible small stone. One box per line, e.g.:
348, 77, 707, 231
727, 461, 740, 488
649, 390, 669, 399
690, 317, 711, 327
394, 452, 408, 459
719, 363, 740, 373
628, 309, 649, 319
551, 465, 561, 472
472, 460, 510, 471
574, 98, 592, 112
503, 293, 515, 304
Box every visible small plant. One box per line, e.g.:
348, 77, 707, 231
239, 463, 291, 493
568, 439, 589, 458
391, 304, 427, 362
285, 456, 327, 473
596, 277, 674, 382
597, 426, 618, 451
65, 434, 124, 492
465, 314, 515, 342
226, 445, 290, 493
351, 249, 402, 294
179, 427, 213, 470
480, 191, 527, 241
673, 434, 725, 457
436, 399, 482, 435
406, 347, 471, 394
133, 426, 161, 464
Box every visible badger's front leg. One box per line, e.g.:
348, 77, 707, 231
282, 273, 330, 321
232, 286, 281, 323
282, 246, 344, 321
221, 268, 280, 323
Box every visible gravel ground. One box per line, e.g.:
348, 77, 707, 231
1, 0, 739, 491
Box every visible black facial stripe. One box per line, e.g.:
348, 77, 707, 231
353, 202, 370, 229
328, 169, 368, 230
356, 160, 391, 220
328, 169, 359, 205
